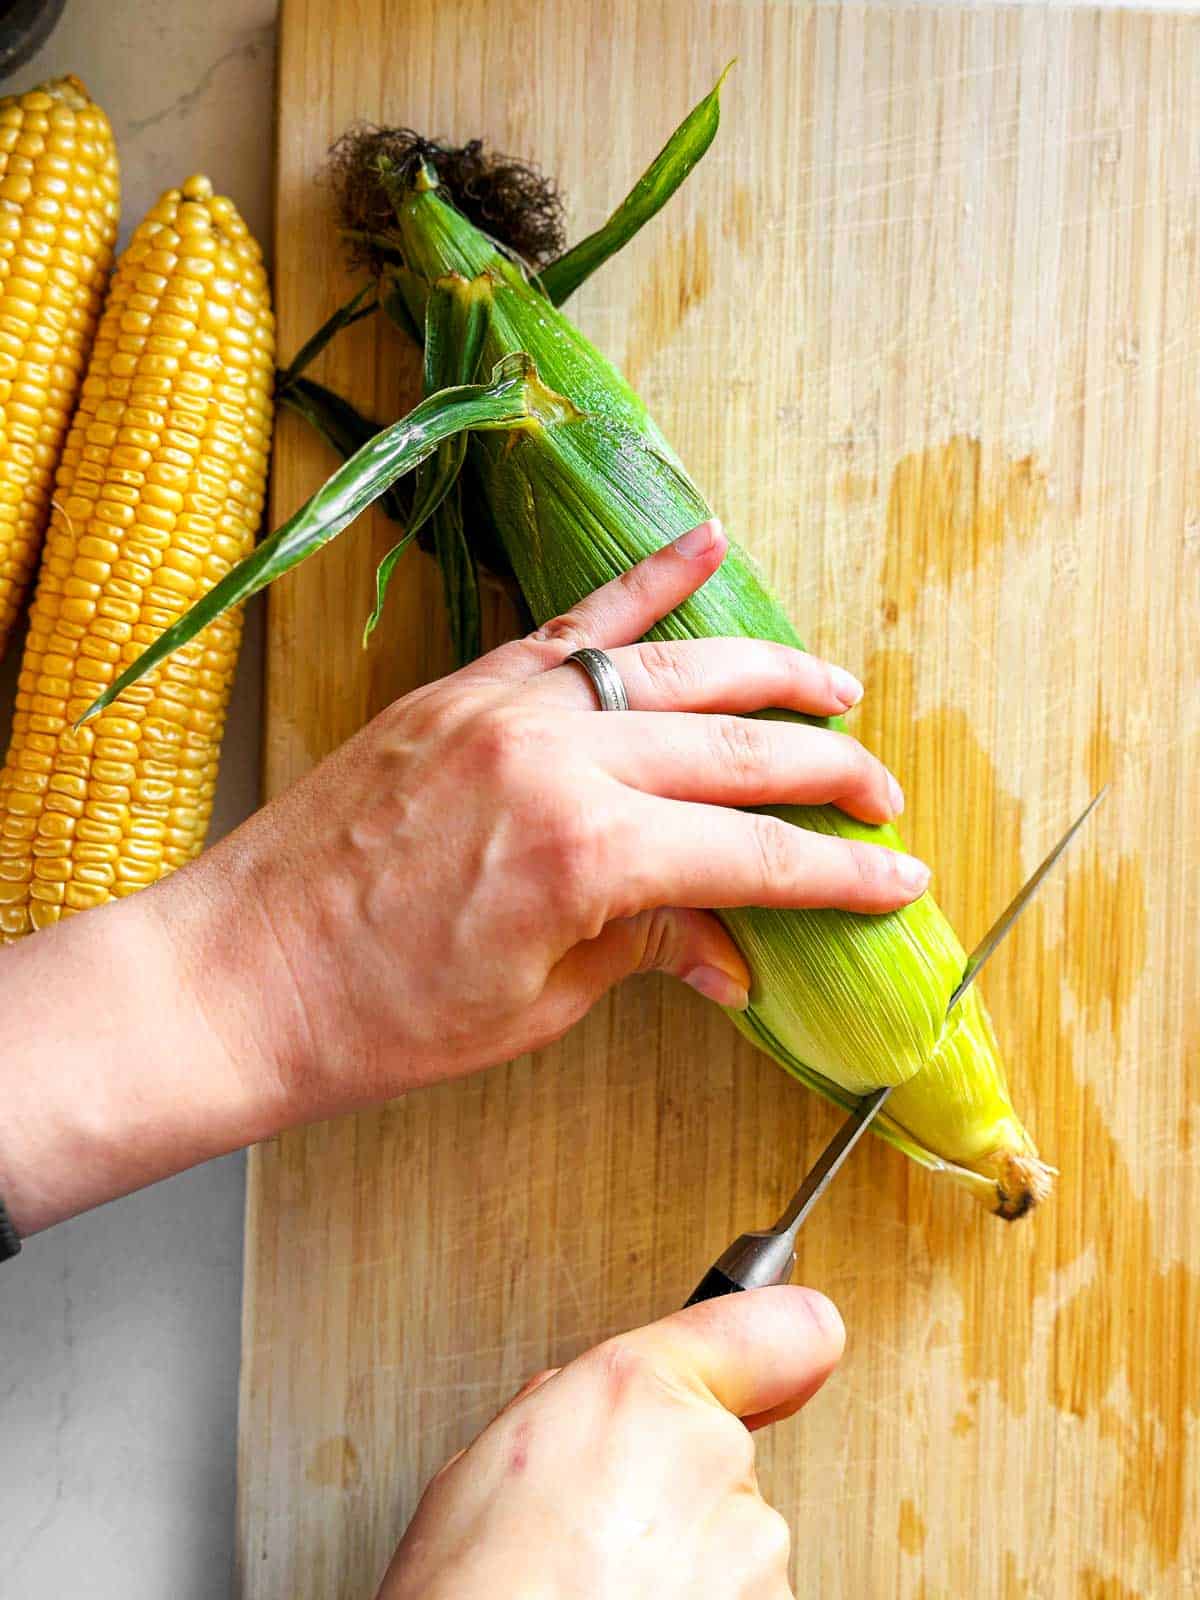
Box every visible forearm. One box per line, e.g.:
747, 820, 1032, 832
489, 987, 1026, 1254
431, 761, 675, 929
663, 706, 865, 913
0, 862, 292, 1236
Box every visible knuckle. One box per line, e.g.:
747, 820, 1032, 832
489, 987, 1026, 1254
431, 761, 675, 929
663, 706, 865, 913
831, 728, 869, 777
535, 611, 590, 649
825, 729, 882, 800
636, 639, 695, 699
750, 814, 793, 888
384, 682, 456, 740
541, 801, 606, 915
632, 908, 679, 975
505, 951, 552, 1011
763, 639, 800, 679
846, 838, 887, 892
713, 714, 768, 779
614, 561, 652, 602
468, 707, 538, 782
578, 1337, 653, 1405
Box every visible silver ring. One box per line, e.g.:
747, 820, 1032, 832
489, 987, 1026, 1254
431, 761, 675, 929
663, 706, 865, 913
564, 647, 630, 712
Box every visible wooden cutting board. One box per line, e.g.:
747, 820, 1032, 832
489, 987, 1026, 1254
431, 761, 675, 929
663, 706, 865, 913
241, 5, 1200, 1595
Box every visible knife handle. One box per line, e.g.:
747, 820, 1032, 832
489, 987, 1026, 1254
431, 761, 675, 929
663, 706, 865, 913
683, 1266, 745, 1307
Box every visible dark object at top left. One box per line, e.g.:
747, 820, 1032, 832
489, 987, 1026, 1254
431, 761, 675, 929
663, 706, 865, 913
0, 0, 67, 79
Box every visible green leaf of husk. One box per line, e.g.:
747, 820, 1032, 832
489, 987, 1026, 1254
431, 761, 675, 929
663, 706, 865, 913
276, 281, 378, 387
277, 378, 412, 526
364, 273, 497, 644
424, 273, 494, 391
278, 374, 382, 458
431, 480, 481, 666
540, 64, 731, 306
381, 265, 429, 342
79, 354, 544, 725
363, 446, 461, 643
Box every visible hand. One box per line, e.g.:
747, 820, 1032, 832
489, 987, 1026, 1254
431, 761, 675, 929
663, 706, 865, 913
179, 518, 928, 1120
377, 1285, 845, 1599
176, 518, 928, 1120
0, 518, 926, 1233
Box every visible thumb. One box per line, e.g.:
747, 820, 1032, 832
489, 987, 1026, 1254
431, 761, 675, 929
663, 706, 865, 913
620, 1285, 846, 1423
547, 907, 752, 1013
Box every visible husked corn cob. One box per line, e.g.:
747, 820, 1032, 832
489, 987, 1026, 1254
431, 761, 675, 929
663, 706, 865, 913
0, 175, 274, 940
0, 74, 118, 658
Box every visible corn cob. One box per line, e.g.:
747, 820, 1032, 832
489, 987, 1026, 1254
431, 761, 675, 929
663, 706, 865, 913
84, 89, 1051, 1215
0, 74, 119, 659
0, 176, 274, 941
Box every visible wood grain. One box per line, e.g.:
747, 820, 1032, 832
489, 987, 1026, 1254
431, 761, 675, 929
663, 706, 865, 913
240, 6, 1200, 1596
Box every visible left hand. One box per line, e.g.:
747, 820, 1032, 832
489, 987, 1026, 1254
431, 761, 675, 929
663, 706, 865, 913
169, 520, 923, 1123
0, 521, 924, 1232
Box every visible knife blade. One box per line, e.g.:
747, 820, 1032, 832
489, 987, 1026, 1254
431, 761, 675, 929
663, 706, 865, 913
683, 785, 1108, 1306
946, 785, 1108, 1013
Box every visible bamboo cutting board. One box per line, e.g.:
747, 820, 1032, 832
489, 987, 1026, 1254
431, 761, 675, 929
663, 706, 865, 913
241, 5, 1200, 1596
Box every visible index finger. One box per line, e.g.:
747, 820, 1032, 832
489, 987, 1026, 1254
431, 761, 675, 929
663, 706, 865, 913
464, 519, 729, 685
619, 1286, 845, 1420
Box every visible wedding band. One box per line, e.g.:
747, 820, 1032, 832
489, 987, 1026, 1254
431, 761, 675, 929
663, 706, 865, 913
564, 647, 630, 712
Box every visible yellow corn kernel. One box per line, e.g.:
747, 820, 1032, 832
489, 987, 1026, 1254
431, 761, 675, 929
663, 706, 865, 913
0, 173, 275, 941
0, 76, 119, 659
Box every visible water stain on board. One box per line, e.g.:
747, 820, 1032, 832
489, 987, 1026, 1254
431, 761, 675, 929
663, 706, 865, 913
858, 634, 1195, 1572
306, 1434, 362, 1490
898, 1497, 927, 1556
1002, 1552, 1027, 1600
724, 182, 756, 252
1080, 1571, 1144, 1600
853, 646, 1024, 930
623, 216, 712, 388
881, 436, 1047, 615
1063, 851, 1147, 1029
938, 842, 1189, 1571
933, 878, 1196, 1570
835, 469, 877, 509
1046, 1072, 1196, 1569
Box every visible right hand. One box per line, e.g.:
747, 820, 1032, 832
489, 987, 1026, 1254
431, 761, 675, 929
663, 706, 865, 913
163, 518, 928, 1120
378, 1286, 845, 1599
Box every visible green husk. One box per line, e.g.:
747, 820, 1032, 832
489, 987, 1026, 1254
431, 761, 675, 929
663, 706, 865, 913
539, 64, 730, 306
86, 80, 1052, 1216
80, 353, 555, 721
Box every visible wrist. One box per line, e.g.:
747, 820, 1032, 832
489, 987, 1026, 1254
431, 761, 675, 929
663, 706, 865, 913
143, 838, 304, 1141
0, 862, 295, 1236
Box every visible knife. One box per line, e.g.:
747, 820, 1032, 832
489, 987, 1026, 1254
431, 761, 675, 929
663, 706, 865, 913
683, 786, 1107, 1306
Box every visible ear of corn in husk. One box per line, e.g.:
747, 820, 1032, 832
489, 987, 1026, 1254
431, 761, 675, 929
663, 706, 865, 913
85, 85, 1052, 1217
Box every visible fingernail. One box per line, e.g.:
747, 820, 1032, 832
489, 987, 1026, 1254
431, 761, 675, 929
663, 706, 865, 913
673, 518, 722, 558
895, 854, 930, 894
683, 964, 750, 1010
831, 667, 864, 708
799, 1289, 845, 1347
887, 774, 905, 816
